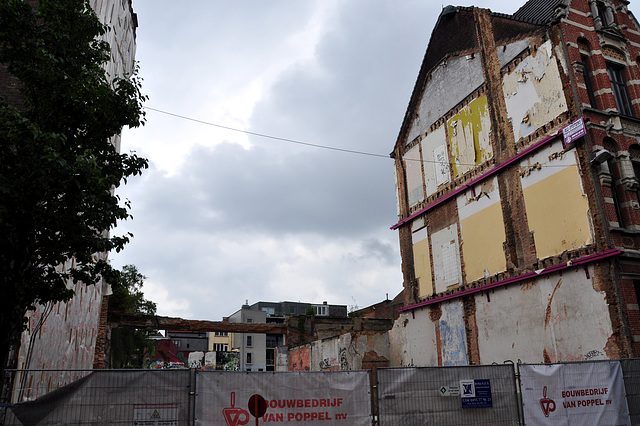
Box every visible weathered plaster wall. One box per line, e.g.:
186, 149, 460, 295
289, 345, 311, 371
502, 40, 568, 140
457, 176, 506, 282
447, 95, 493, 178
497, 39, 531, 67
520, 141, 592, 259
412, 221, 433, 298
422, 126, 450, 197
431, 225, 463, 293
475, 266, 613, 363
288, 332, 390, 372
388, 308, 438, 367
440, 300, 469, 366
407, 55, 485, 142
403, 143, 424, 207
311, 333, 389, 371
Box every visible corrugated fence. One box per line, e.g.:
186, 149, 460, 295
2, 359, 639, 425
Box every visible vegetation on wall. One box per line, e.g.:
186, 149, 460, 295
108, 265, 156, 368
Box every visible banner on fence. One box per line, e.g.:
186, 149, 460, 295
520, 361, 630, 425
195, 371, 371, 425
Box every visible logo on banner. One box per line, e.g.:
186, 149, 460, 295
539, 386, 556, 418
222, 392, 249, 426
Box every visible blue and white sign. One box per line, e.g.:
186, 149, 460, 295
460, 379, 493, 408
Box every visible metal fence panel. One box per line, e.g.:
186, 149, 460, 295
194, 370, 372, 425
619, 359, 640, 426
3, 370, 192, 425
376, 364, 520, 426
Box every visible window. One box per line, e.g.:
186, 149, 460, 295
314, 305, 327, 316
261, 307, 275, 315
246, 335, 252, 347
172, 340, 181, 348
607, 158, 626, 227
246, 352, 252, 364
246, 318, 253, 324
607, 63, 634, 116
596, 1, 614, 27
214, 332, 228, 337
581, 55, 598, 108
213, 343, 228, 352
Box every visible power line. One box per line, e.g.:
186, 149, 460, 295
143, 106, 390, 159
143, 106, 573, 170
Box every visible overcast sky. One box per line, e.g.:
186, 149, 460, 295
110, 0, 640, 321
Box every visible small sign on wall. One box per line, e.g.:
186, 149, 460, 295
562, 118, 586, 146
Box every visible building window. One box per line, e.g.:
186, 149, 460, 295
213, 343, 228, 352
607, 63, 634, 116
214, 332, 228, 337
246, 318, 253, 324
314, 305, 327, 316
607, 158, 626, 227
596, 1, 614, 27
581, 55, 598, 108
246, 335, 252, 347
172, 340, 181, 348
246, 352, 252, 364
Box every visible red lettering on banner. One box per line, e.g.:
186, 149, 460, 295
319, 400, 326, 407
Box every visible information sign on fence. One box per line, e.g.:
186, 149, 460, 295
196, 371, 371, 425
460, 379, 492, 408
520, 361, 630, 425
134, 404, 178, 426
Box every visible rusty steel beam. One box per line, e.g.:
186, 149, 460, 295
107, 311, 288, 334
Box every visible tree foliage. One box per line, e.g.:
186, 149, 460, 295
0, 0, 148, 366
108, 265, 156, 368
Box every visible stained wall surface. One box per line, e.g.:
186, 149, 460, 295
388, 308, 438, 367
520, 141, 592, 259
412, 220, 433, 298
288, 332, 390, 372
474, 266, 612, 364
407, 55, 485, 142
447, 95, 493, 178
502, 40, 568, 140
431, 225, 463, 293
457, 177, 506, 282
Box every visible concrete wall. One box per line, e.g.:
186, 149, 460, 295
287, 332, 390, 371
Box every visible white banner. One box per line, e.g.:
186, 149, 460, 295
195, 371, 371, 426
520, 361, 630, 425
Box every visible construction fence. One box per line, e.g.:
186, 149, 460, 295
2, 358, 639, 425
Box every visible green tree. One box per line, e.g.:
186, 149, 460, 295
0, 0, 148, 375
108, 265, 157, 368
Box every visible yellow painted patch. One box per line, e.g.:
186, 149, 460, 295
523, 165, 592, 259
460, 202, 507, 282
413, 238, 433, 298
447, 95, 493, 178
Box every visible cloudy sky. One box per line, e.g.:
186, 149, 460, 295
109, 0, 639, 321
